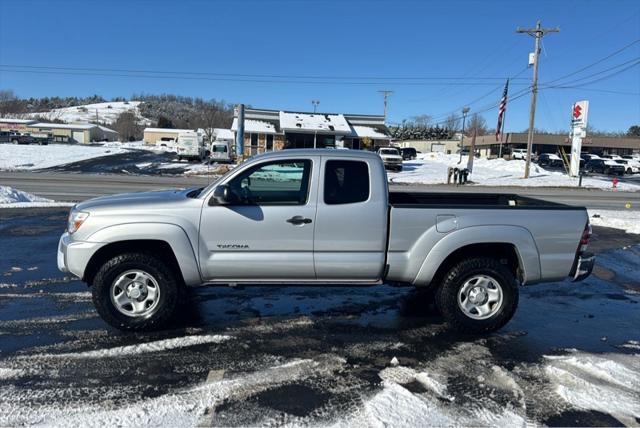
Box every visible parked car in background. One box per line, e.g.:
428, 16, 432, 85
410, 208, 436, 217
400, 147, 418, 160
6, 132, 51, 145
377, 147, 403, 171
209, 140, 235, 164
0, 131, 17, 143
57, 149, 594, 334
536, 153, 563, 168
585, 159, 625, 175
580, 153, 601, 163
511, 148, 528, 160
614, 159, 640, 174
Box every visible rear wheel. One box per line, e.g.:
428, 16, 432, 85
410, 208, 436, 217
92, 252, 180, 331
436, 257, 518, 334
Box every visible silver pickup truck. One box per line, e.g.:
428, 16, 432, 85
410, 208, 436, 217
58, 149, 594, 333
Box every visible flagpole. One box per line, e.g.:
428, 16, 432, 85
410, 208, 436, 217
499, 102, 507, 158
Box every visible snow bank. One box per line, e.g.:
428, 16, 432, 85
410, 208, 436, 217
0, 186, 72, 208
0, 143, 127, 171
41, 334, 233, 359
588, 209, 640, 234
389, 153, 640, 191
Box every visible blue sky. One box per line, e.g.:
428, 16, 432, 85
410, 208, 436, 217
0, 0, 638, 132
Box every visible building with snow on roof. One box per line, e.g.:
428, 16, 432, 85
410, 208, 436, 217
0, 118, 118, 143
231, 107, 391, 156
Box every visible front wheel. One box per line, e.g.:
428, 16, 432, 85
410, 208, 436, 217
436, 257, 518, 334
92, 252, 180, 331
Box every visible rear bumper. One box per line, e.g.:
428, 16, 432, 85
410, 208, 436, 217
571, 252, 595, 282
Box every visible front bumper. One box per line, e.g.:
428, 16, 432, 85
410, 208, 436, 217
572, 252, 595, 282
57, 233, 104, 279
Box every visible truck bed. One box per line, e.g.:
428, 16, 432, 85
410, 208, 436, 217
389, 192, 583, 210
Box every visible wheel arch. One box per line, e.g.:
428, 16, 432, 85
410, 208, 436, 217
415, 226, 541, 287
85, 223, 201, 287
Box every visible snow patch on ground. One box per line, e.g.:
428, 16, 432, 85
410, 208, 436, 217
0, 186, 72, 208
0, 143, 127, 171
588, 209, 640, 234
0, 356, 345, 426
0, 368, 25, 380
38, 334, 233, 359
544, 351, 640, 424
388, 153, 640, 191
336, 380, 526, 427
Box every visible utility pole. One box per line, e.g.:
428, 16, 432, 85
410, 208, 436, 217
458, 107, 470, 163
378, 90, 393, 122
517, 20, 560, 178
311, 100, 320, 113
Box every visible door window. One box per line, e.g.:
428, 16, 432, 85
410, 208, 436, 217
227, 159, 312, 205
324, 160, 369, 204
266, 134, 274, 151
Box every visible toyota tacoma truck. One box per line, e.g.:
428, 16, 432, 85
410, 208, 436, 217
58, 149, 594, 333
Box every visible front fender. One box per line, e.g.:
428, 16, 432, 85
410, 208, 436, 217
88, 223, 202, 286
414, 225, 541, 286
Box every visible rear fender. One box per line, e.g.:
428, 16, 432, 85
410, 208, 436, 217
414, 225, 541, 285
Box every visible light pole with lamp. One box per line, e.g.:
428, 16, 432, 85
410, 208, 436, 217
458, 106, 470, 163
311, 100, 320, 113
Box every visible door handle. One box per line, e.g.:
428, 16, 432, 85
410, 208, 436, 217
286, 215, 312, 225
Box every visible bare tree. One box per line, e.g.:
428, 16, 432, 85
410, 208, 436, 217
411, 114, 432, 127
113, 112, 142, 141
467, 113, 488, 136
444, 113, 461, 132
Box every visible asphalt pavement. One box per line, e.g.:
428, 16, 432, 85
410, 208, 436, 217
2, 170, 639, 210
0, 207, 639, 426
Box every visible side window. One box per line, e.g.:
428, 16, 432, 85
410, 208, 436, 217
324, 160, 370, 205
227, 159, 311, 205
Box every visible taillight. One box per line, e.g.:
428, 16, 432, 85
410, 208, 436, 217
578, 222, 592, 253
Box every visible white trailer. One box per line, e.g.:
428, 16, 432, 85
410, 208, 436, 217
176, 130, 207, 162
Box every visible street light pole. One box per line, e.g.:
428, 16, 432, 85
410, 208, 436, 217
458, 107, 470, 163
311, 100, 320, 113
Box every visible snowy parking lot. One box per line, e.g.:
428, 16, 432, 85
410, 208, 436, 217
0, 207, 639, 426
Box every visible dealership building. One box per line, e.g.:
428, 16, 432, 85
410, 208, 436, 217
229, 108, 391, 156
464, 132, 640, 158
0, 118, 118, 143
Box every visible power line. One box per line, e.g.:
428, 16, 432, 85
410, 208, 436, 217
543, 38, 640, 85
0, 67, 534, 87
0, 63, 528, 82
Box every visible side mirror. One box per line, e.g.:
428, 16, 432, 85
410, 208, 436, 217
210, 185, 231, 205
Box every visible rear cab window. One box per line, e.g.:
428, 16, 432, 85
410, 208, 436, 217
324, 160, 370, 204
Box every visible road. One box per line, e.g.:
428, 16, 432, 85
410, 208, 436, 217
1, 171, 639, 210
0, 207, 639, 426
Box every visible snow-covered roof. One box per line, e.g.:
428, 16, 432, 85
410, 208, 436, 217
31, 122, 97, 130
279, 112, 351, 133
349, 125, 390, 140
0, 118, 37, 124
213, 128, 235, 140
143, 127, 191, 134
231, 118, 277, 134
98, 125, 118, 134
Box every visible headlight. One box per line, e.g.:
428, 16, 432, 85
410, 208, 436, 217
67, 211, 90, 234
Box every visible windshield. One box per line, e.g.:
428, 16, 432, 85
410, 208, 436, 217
212, 144, 227, 153
380, 149, 399, 155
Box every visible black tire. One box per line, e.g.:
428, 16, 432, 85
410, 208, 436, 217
435, 257, 518, 334
92, 252, 180, 331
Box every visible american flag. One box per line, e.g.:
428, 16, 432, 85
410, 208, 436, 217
495, 79, 509, 141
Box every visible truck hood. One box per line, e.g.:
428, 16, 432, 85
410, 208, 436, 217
75, 188, 194, 212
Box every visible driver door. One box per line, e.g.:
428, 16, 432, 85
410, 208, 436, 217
199, 157, 319, 280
